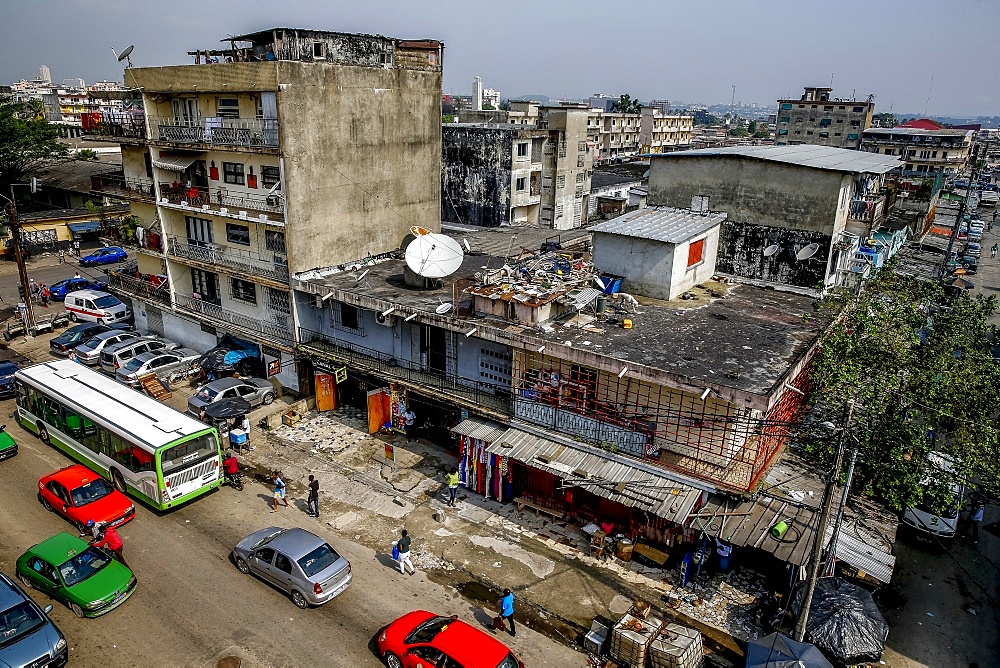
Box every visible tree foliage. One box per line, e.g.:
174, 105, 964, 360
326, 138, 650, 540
0, 100, 70, 196
801, 265, 1000, 513
873, 112, 898, 128
611, 94, 643, 115
75, 148, 100, 161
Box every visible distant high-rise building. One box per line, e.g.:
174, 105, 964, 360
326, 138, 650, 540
649, 99, 670, 115
38, 65, 51, 83
473, 75, 483, 111
482, 88, 501, 109
588, 94, 616, 112
775, 87, 874, 150
62, 78, 85, 89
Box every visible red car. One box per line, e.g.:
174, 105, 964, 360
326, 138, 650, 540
378, 611, 523, 668
38, 464, 135, 532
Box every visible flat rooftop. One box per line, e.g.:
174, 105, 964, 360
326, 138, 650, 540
652, 144, 902, 175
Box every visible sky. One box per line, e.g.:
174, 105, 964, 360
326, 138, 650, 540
3, 0, 1000, 117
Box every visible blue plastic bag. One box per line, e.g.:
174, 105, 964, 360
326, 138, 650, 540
392, 543, 400, 560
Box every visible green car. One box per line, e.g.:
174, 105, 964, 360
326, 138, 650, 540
0, 425, 16, 461
15, 532, 136, 618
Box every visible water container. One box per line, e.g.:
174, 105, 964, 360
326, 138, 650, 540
596, 296, 607, 313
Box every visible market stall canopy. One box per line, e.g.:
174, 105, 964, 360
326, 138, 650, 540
66, 221, 102, 234
943, 276, 975, 290
790, 577, 888, 665
746, 633, 832, 668
450, 416, 507, 443
204, 397, 252, 420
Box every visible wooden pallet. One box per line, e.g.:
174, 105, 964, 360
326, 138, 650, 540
138, 373, 171, 400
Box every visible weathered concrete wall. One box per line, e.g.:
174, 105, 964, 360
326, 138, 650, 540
128, 63, 279, 93
717, 222, 830, 288
441, 126, 515, 227
278, 60, 441, 272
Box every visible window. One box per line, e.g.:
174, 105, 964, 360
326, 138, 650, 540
781, 103, 793, 110
515, 177, 526, 191
819, 119, 832, 127
185, 216, 213, 246
853, 106, 864, 113
884, 148, 894, 155
516, 142, 528, 157
819, 131, 829, 138
576, 172, 586, 183
339, 303, 359, 330
806, 131, 814, 135
313, 42, 326, 59
834, 132, 842, 136
578, 141, 587, 152
779, 117, 789, 123
687, 239, 705, 268
266, 287, 290, 315
778, 129, 788, 136
223, 162, 245, 185
273, 553, 293, 574
261, 166, 280, 190
191, 269, 220, 304
577, 155, 585, 167
850, 120, 861, 127
226, 223, 250, 246
557, 175, 565, 188
217, 98, 240, 118
847, 133, 858, 141
230, 278, 257, 304
823, 105, 834, 111
265, 230, 286, 254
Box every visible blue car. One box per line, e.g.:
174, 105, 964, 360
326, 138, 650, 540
79, 246, 127, 267
0, 360, 17, 398
48, 276, 108, 301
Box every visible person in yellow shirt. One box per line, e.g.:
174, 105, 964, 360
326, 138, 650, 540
445, 469, 460, 507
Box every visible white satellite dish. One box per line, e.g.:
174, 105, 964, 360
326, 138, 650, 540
435, 303, 453, 314
356, 269, 370, 282
463, 238, 471, 252
795, 243, 821, 261
763, 244, 779, 258
405, 233, 465, 279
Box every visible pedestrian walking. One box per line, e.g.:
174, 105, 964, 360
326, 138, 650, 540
445, 468, 460, 507
40, 284, 49, 308
73, 271, 81, 279
72, 240, 80, 257
29, 279, 39, 303
271, 471, 288, 512
970, 496, 985, 544
991, 243, 997, 259
497, 588, 516, 637
92, 525, 128, 567
396, 529, 415, 575
306, 474, 320, 517
403, 408, 417, 442
58, 249, 65, 264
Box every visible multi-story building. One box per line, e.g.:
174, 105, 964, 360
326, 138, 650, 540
638, 107, 693, 155
649, 99, 670, 115
775, 87, 874, 150
84, 27, 443, 392
860, 119, 973, 176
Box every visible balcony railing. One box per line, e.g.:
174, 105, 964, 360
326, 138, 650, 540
167, 236, 289, 283
158, 183, 284, 221
81, 112, 147, 140
298, 328, 513, 418
175, 292, 292, 342
149, 116, 279, 148
848, 195, 887, 223
91, 173, 156, 202
105, 272, 172, 307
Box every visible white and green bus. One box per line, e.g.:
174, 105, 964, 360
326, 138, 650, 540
15, 359, 222, 509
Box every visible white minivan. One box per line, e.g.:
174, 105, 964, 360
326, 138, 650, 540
902, 452, 964, 539
63, 289, 131, 325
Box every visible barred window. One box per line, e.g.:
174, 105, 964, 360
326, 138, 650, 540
230, 277, 257, 304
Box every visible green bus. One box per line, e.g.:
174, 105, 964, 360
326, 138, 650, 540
15, 360, 221, 509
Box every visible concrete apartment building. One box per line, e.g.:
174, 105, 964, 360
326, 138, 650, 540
861, 119, 973, 176
85, 27, 443, 392
775, 87, 874, 150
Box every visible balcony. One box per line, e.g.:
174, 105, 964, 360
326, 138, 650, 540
848, 195, 887, 224
158, 183, 284, 223
175, 292, 292, 342
149, 116, 279, 149
81, 112, 147, 142
105, 271, 172, 307
298, 328, 513, 419
91, 173, 156, 203
167, 236, 289, 284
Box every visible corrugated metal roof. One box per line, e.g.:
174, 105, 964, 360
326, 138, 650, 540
488, 426, 704, 523
654, 145, 902, 175
823, 522, 896, 584
152, 152, 202, 172
591, 206, 727, 244
450, 416, 507, 443
863, 127, 972, 138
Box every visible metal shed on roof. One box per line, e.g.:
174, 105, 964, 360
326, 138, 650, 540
488, 425, 707, 523
591, 206, 727, 244
450, 416, 507, 443
652, 145, 902, 175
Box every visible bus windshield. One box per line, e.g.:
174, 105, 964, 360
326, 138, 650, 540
160, 433, 218, 474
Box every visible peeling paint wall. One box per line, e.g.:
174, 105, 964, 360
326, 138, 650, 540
441, 126, 515, 227
717, 222, 830, 288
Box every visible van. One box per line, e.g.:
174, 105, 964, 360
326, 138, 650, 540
902, 452, 964, 539
63, 289, 131, 325
99, 337, 177, 374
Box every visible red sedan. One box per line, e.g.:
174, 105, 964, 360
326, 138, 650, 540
38, 464, 135, 532
378, 611, 523, 668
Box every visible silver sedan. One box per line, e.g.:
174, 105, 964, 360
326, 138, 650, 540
187, 377, 276, 417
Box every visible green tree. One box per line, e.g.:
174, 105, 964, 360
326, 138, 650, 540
873, 112, 898, 128
728, 127, 749, 137
611, 94, 643, 115
0, 100, 70, 196
75, 148, 100, 161
801, 265, 1000, 514
748, 120, 758, 134
442, 114, 455, 124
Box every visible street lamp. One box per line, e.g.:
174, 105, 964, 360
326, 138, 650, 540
1, 179, 41, 337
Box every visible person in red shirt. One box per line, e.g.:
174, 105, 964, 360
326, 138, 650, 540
92, 525, 128, 567
223, 451, 240, 484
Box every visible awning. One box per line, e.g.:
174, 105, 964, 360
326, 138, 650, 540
152, 152, 202, 171
451, 417, 507, 443
66, 221, 101, 234
488, 425, 705, 523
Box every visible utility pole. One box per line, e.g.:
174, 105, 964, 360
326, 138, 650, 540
940, 137, 987, 278
3, 183, 37, 336
794, 400, 854, 642
824, 439, 859, 576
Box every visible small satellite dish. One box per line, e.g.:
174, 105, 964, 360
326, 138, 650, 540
795, 243, 821, 261
463, 238, 471, 252
763, 244, 779, 258
400, 233, 417, 252
435, 303, 453, 314
356, 269, 370, 282
405, 233, 465, 278
115, 45, 135, 68
410, 226, 432, 237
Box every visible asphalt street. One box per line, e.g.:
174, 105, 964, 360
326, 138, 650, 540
0, 400, 582, 668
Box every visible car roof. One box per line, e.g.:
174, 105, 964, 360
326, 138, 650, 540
105, 337, 157, 354
133, 350, 168, 363
86, 330, 130, 342
63, 322, 106, 335
204, 377, 244, 391
432, 617, 511, 662
267, 528, 330, 560
0, 572, 31, 610
0, 361, 18, 373
65, 289, 113, 299
43, 464, 101, 487
29, 532, 90, 565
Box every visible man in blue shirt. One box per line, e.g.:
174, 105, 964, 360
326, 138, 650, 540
499, 588, 515, 637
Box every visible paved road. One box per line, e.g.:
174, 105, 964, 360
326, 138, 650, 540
0, 402, 581, 667
0, 251, 124, 312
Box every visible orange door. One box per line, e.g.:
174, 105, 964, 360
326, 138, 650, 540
315, 373, 336, 411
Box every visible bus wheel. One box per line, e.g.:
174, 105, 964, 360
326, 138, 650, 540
110, 469, 127, 494
37, 424, 49, 444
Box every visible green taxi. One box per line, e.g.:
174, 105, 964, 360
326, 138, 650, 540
0, 424, 16, 461
15, 532, 137, 618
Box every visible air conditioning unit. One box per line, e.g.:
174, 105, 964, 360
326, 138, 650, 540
375, 311, 395, 327
266, 195, 280, 207
273, 253, 287, 266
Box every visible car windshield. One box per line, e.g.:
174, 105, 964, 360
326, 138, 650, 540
70, 478, 115, 507
93, 296, 119, 308
0, 601, 46, 648
160, 433, 219, 474
58, 547, 112, 587
297, 543, 341, 577
123, 358, 144, 372
195, 386, 220, 401
405, 616, 453, 644
497, 654, 521, 668
81, 336, 103, 349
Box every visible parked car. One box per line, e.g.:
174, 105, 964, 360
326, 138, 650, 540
966, 242, 982, 258
0, 424, 16, 461
15, 532, 136, 618
0, 572, 67, 667
962, 256, 979, 274
902, 452, 964, 540
115, 348, 200, 386
0, 360, 17, 398
231, 527, 352, 608
378, 610, 524, 668
38, 465, 136, 533
48, 276, 107, 301
64, 289, 131, 325
50, 322, 128, 356
187, 377, 276, 416
99, 336, 179, 374
79, 246, 127, 267
72, 330, 140, 366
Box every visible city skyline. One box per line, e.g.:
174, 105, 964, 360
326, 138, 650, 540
3, 0, 999, 117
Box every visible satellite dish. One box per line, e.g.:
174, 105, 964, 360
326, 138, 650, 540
435, 303, 453, 314
115, 45, 135, 68
405, 233, 464, 278
400, 232, 417, 252
410, 226, 432, 237
463, 238, 471, 252
763, 244, 779, 258
795, 243, 821, 261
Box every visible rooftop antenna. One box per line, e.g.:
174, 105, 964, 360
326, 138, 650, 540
113, 44, 135, 68
924, 75, 934, 116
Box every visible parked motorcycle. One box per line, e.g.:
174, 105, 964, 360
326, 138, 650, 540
223, 470, 244, 491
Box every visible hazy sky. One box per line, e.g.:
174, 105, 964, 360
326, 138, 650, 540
4, 0, 999, 117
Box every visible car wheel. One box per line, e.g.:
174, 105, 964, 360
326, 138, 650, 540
262, 392, 275, 405
69, 602, 85, 618
110, 469, 127, 494
69, 312, 78, 322
291, 590, 308, 609
37, 424, 50, 445
385, 652, 403, 668
39, 494, 53, 512
235, 557, 250, 575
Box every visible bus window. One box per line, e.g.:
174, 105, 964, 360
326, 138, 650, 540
130, 446, 154, 472
64, 409, 84, 438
